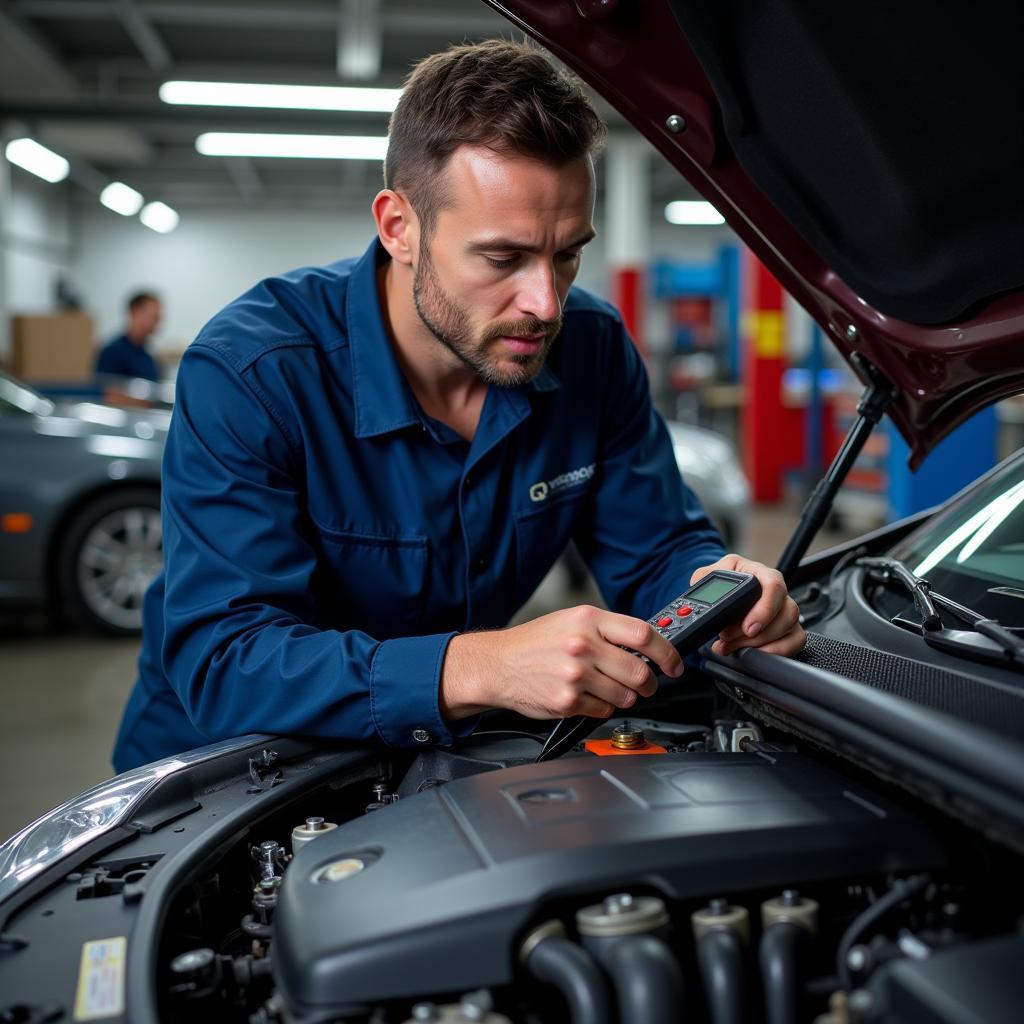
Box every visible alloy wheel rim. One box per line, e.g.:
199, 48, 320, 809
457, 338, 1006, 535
77, 507, 162, 630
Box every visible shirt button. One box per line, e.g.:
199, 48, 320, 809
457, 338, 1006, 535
474, 557, 486, 572
412, 728, 431, 744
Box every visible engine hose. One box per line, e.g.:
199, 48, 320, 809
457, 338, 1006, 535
240, 914, 273, 941
759, 922, 805, 1024
598, 934, 685, 1024
836, 875, 930, 990
525, 935, 613, 1024
697, 928, 745, 1024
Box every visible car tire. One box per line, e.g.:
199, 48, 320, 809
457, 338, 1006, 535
58, 487, 162, 636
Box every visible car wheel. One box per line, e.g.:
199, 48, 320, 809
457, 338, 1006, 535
58, 488, 162, 636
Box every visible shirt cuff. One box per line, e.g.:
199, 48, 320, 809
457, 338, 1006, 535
369, 631, 459, 747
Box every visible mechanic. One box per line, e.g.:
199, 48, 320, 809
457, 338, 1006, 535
112, 40, 805, 773
95, 291, 163, 383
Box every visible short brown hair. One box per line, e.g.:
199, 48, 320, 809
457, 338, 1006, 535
128, 291, 159, 312
385, 39, 605, 233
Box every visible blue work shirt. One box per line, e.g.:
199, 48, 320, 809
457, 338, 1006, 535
112, 238, 725, 772
96, 333, 160, 382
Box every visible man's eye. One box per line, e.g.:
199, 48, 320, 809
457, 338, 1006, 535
558, 251, 582, 264
484, 255, 519, 268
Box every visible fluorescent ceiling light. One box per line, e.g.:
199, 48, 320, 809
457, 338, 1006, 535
100, 181, 144, 216
4, 138, 69, 183
140, 201, 179, 234
665, 200, 725, 226
161, 80, 401, 113
195, 132, 388, 160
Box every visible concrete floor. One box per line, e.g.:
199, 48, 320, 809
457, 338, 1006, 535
0, 501, 856, 842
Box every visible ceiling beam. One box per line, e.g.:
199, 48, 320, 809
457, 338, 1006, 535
117, 0, 173, 74
337, 0, 381, 80
0, 4, 80, 100
0, 102, 390, 130
12, 1, 505, 34
222, 156, 265, 201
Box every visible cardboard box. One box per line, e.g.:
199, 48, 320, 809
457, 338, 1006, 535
10, 312, 95, 383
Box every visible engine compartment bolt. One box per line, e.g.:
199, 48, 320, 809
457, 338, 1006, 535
780, 889, 800, 906
411, 1003, 439, 1021
372, 782, 388, 800
709, 897, 730, 916
604, 893, 635, 915
846, 944, 870, 973
305, 816, 325, 831
665, 113, 687, 133
458, 989, 493, 1021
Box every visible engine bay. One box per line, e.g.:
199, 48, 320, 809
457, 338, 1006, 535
136, 715, 1021, 1024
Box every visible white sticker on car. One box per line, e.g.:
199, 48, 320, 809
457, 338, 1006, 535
74, 937, 126, 1020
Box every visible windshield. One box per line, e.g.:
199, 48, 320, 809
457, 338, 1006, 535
891, 453, 1024, 626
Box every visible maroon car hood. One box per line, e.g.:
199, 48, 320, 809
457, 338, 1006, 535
482, 0, 1024, 467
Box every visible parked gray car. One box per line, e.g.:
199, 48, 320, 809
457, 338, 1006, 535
0, 369, 746, 635
0, 370, 166, 634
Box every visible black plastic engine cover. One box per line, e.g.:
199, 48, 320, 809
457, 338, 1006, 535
273, 752, 945, 1012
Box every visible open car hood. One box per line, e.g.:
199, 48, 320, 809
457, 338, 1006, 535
482, 0, 1024, 467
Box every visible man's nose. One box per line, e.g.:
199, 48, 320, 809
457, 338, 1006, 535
517, 264, 562, 324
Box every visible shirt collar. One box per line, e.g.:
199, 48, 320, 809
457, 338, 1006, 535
348, 239, 422, 439
347, 237, 561, 439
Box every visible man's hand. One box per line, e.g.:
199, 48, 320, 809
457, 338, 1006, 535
692, 554, 805, 657
440, 605, 685, 721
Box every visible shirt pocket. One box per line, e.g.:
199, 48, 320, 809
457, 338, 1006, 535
315, 526, 430, 639
513, 491, 588, 609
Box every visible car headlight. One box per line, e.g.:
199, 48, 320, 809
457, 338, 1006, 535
0, 735, 267, 907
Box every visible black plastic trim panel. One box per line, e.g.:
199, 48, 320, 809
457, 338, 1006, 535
706, 648, 1024, 849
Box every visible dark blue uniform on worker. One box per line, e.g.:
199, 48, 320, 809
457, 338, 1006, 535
95, 333, 160, 382
112, 238, 725, 772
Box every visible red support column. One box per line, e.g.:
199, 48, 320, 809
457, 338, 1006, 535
610, 266, 645, 357
741, 248, 787, 502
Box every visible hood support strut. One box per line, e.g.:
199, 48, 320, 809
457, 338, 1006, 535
776, 355, 897, 584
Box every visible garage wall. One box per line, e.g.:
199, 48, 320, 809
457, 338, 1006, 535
0, 166, 76, 358
70, 199, 737, 361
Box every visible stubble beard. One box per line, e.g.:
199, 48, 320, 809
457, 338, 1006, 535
412, 242, 561, 388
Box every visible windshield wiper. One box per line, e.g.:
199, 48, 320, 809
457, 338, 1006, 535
856, 555, 1024, 667
857, 556, 941, 630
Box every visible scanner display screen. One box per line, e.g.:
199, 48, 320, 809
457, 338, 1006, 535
688, 576, 741, 604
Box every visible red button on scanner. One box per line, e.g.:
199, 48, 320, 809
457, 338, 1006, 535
677, 606, 693, 616
657, 616, 673, 628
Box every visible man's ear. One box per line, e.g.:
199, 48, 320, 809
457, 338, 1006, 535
372, 189, 418, 267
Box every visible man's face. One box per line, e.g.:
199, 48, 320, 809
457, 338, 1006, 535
410, 147, 596, 387
131, 299, 162, 341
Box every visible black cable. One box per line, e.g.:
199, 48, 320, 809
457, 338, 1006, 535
470, 730, 546, 743
836, 875, 930, 989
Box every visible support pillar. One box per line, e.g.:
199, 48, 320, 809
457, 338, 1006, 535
605, 136, 650, 354
0, 125, 11, 360
741, 248, 787, 502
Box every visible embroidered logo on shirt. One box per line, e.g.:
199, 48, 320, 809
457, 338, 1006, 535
529, 463, 596, 502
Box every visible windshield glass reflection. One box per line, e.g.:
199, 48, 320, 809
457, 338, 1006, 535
894, 456, 1024, 623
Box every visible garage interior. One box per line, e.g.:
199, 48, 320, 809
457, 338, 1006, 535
0, 0, 1013, 842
